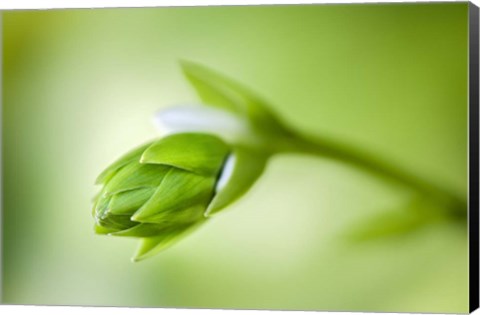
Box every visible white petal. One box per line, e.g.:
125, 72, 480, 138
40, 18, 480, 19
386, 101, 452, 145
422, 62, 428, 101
215, 153, 236, 193
153, 104, 251, 143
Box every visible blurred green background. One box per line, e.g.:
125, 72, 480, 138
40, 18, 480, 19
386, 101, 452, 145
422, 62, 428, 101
2, 3, 469, 313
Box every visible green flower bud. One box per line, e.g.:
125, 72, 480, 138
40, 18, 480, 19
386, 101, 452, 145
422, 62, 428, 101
93, 132, 267, 261
93, 133, 230, 261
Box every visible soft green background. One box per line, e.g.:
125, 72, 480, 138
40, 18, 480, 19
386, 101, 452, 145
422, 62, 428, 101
2, 3, 469, 313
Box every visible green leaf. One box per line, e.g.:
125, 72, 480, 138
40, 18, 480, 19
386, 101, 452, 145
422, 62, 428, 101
132, 236, 174, 262
93, 192, 110, 220
93, 190, 138, 231
94, 224, 117, 235
95, 142, 153, 184
109, 187, 155, 215
132, 224, 201, 262
180, 60, 243, 114
180, 60, 287, 136
110, 222, 194, 238
97, 213, 138, 232
131, 168, 215, 223
141, 133, 229, 176
103, 163, 169, 196
206, 146, 268, 216
110, 223, 168, 237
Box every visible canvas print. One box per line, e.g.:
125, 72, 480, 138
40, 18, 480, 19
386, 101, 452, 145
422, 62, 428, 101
2, 2, 479, 313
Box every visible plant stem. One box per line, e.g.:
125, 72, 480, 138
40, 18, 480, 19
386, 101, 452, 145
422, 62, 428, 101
276, 130, 466, 221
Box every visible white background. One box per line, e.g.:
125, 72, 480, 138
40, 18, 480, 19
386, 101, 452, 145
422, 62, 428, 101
0, 0, 479, 315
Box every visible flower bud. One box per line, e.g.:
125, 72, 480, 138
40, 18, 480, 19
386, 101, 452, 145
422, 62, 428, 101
93, 133, 230, 261
93, 132, 266, 261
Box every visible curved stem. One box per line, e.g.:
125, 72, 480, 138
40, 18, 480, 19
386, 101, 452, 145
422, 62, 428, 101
275, 130, 466, 220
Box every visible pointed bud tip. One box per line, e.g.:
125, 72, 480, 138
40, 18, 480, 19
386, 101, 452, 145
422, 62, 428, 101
203, 208, 215, 218
131, 256, 141, 263
130, 214, 141, 221
130, 213, 151, 223
131, 252, 150, 262
204, 207, 221, 218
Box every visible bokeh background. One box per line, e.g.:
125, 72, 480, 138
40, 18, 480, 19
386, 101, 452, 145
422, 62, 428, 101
2, 3, 469, 313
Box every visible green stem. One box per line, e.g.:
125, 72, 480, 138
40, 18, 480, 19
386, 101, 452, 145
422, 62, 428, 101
276, 130, 466, 220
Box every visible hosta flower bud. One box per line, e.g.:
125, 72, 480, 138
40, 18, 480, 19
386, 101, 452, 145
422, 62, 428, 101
93, 133, 230, 261
93, 132, 266, 261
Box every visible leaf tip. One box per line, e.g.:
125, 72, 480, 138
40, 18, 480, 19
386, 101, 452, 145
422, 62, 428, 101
131, 250, 155, 262
204, 204, 220, 217
130, 212, 158, 224
130, 213, 143, 222
179, 59, 211, 79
